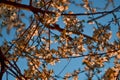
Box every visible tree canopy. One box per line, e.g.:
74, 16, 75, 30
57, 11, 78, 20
0, 0, 120, 80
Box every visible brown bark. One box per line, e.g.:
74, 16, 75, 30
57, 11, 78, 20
0, 49, 6, 80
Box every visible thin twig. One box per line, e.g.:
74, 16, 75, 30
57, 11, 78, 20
87, 5, 120, 22
57, 59, 71, 76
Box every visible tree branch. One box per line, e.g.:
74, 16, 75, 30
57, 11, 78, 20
0, 49, 6, 80
50, 24, 96, 41
36, 49, 120, 60
0, 48, 25, 79
0, 1, 120, 17
87, 5, 120, 22
29, 0, 32, 6
0, 0, 55, 14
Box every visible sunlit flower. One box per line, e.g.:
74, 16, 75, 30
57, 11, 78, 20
88, 21, 94, 24
116, 31, 120, 39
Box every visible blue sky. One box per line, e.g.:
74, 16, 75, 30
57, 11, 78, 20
1, 0, 120, 80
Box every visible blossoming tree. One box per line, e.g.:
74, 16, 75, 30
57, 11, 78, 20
0, 0, 120, 80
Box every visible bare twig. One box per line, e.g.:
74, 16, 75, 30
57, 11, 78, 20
87, 5, 120, 23
57, 59, 71, 76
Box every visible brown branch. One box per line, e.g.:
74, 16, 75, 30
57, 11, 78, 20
0, 0, 55, 14
0, 1, 120, 17
1, 1, 119, 40
29, 0, 32, 6
0, 48, 25, 79
59, 49, 120, 59
36, 49, 120, 60
0, 49, 6, 80
62, 10, 119, 16
36, 13, 96, 41
50, 24, 96, 41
